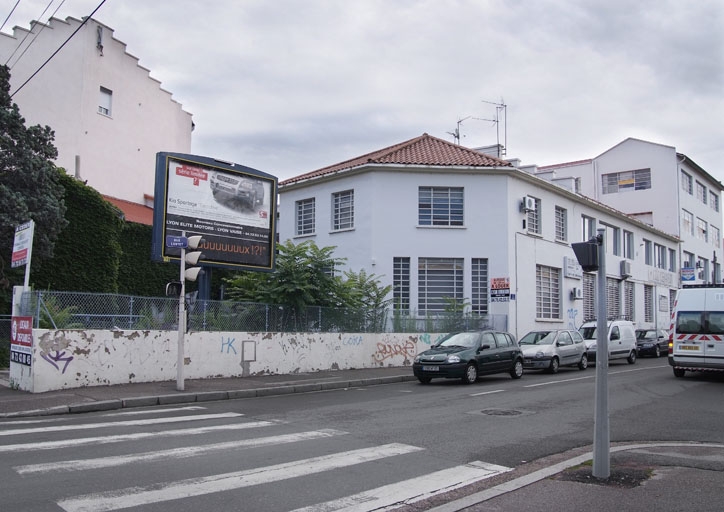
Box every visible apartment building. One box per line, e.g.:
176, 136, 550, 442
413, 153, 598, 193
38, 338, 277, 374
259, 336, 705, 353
278, 134, 679, 337
0, 16, 193, 206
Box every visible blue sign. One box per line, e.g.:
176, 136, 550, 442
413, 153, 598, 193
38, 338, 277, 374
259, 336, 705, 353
681, 267, 695, 281
166, 235, 188, 249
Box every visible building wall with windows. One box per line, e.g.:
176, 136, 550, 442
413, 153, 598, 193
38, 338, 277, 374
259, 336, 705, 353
537, 138, 723, 284
278, 134, 680, 339
0, 16, 193, 204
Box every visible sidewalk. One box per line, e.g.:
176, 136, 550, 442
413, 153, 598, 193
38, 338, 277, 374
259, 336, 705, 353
1, 367, 722, 511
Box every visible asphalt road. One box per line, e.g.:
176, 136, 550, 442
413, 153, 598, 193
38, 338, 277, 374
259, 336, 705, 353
1, 356, 721, 511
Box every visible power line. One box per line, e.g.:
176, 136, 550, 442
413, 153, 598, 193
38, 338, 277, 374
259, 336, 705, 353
0, 0, 21, 33
10, 0, 108, 99
7, 0, 68, 68
5, 0, 56, 66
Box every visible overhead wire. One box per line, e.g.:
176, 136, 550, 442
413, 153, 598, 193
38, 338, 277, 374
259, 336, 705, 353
10, 0, 107, 99
4, 0, 56, 66
0, 0, 22, 33
8, 0, 68, 69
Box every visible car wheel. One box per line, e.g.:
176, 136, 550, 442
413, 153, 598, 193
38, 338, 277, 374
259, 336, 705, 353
548, 357, 560, 374
418, 376, 432, 385
627, 349, 637, 364
578, 354, 588, 370
673, 368, 685, 378
510, 359, 523, 379
654, 345, 661, 358
462, 363, 478, 384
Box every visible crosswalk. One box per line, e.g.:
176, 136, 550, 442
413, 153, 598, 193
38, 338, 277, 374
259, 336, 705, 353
0, 407, 511, 511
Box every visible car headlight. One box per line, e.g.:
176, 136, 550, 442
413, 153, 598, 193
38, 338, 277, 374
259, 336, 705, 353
414, 355, 421, 363
535, 351, 545, 359
447, 355, 461, 363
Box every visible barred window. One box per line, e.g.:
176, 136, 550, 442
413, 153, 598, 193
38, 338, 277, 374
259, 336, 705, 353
710, 191, 720, 212
418, 258, 463, 314
536, 265, 561, 319
696, 218, 708, 242
582, 273, 596, 322
471, 258, 489, 315
393, 257, 410, 311
682, 210, 694, 236
555, 206, 567, 241
624, 281, 634, 322
418, 187, 463, 226
295, 198, 315, 236
527, 197, 541, 234
696, 181, 707, 204
644, 285, 654, 323
710, 226, 720, 248
602, 168, 651, 194
332, 190, 354, 230
606, 278, 621, 319
681, 170, 693, 194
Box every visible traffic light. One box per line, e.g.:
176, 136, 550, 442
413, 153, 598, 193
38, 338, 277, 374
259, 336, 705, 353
184, 235, 204, 282
571, 235, 601, 272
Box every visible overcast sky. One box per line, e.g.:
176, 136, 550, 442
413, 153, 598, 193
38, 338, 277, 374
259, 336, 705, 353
3, 0, 723, 182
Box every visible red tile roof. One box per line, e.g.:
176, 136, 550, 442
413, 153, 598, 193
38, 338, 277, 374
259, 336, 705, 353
280, 133, 513, 186
103, 196, 154, 226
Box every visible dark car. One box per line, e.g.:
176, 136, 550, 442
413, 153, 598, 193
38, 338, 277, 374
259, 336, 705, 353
636, 329, 669, 357
413, 330, 524, 385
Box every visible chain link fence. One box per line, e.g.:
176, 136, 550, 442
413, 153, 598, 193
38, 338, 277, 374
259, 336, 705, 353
14, 291, 507, 334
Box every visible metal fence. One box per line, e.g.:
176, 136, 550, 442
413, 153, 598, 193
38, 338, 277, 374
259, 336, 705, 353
15, 291, 508, 334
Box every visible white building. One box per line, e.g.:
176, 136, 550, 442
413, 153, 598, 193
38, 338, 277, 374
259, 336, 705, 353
278, 133, 680, 338
0, 16, 193, 205
536, 138, 723, 284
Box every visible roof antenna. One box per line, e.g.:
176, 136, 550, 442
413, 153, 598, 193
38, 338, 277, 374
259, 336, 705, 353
480, 99, 507, 158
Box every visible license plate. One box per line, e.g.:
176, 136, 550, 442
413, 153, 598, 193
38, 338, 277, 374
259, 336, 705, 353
422, 365, 439, 372
680, 345, 699, 351
642, 343, 653, 348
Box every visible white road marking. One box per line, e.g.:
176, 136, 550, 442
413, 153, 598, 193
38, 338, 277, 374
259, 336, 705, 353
469, 389, 505, 397
524, 364, 665, 388
15, 429, 349, 474
0, 421, 275, 453
289, 461, 512, 512
57, 443, 424, 512
102, 406, 207, 416
0, 412, 242, 436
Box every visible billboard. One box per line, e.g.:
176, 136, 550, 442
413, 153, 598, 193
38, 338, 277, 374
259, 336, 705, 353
151, 153, 277, 271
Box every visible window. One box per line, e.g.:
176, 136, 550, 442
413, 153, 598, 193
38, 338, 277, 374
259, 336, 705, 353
623, 230, 634, 259
295, 198, 315, 236
644, 285, 653, 322
582, 215, 596, 241
332, 190, 354, 230
606, 278, 620, 319
527, 197, 541, 234
668, 249, 677, 272
602, 224, 620, 256
696, 181, 707, 204
555, 206, 567, 242
682, 210, 694, 236
98, 86, 112, 116
644, 239, 653, 265
418, 187, 463, 226
471, 258, 489, 315
681, 171, 693, 194
418, 258, 463, 314
536, 265, 561, 319
698, 257, 709, 281
494, 332, 511, 348
624, 281, 634, 322
683, 251, 695, 269
710, 191, 720, 212
393, 257, 410, 311
601, 168, 651, 194
582, 273, 596, 322
696, 218, 708, 242
654, 243, 666, 269
711, 226, 720, 248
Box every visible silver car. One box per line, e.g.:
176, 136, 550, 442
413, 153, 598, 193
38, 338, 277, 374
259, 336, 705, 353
519, 329, 588, 373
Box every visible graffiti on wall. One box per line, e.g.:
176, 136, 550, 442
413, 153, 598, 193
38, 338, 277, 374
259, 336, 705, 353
567, 308, 579, 330
221, 336, 237, 355
372, 339, 416, 363
419, 333, 446, 346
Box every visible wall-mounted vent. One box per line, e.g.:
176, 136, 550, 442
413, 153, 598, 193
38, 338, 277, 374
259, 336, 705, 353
520, 196, 535, 213
571, 287, 583, 300
620, 260, 632, 278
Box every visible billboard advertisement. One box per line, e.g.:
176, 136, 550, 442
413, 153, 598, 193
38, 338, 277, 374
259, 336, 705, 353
151, 153, 277, 271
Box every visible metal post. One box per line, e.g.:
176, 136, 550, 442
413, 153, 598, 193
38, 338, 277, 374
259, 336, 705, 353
176, 231, 186, 391
593, 227, 609, 478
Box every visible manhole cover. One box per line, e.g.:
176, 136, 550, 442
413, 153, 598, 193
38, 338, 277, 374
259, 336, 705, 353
480, 409, 523, 416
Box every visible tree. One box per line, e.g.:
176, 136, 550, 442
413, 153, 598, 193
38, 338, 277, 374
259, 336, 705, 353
0, 65, 67, 292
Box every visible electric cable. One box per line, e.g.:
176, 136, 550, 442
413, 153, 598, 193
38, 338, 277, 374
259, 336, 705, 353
10, 0, 107, 99
8, 0, 67, 69
0, 0, 22, 33
5, 0, 55, 66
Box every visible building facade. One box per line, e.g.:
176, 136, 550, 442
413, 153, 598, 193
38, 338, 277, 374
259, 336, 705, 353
536, 138, 723, 284
278, 134, 680, 339
0, 16, 193, 205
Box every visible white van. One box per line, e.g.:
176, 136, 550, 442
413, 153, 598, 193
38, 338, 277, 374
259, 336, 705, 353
579, 319, 637, 364
669, 285, 724, 378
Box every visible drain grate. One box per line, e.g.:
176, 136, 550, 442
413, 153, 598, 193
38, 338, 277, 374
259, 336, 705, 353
480, 409, 523, 416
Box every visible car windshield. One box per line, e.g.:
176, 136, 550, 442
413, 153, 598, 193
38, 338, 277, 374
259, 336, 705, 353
519, 332, 554, 345
438, 332, 480, 348
637, 330, 656, 340
580, 326, 596, 339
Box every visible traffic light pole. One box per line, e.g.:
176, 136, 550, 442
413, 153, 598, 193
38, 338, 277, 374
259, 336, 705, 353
176, 231, 187, 391
592, 227, 609, 478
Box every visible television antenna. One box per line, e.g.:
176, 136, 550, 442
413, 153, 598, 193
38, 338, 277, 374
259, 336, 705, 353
481, 99, 507, 157
447, 116, 486, 145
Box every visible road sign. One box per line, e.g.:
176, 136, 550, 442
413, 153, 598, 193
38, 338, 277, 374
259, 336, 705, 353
166, 235, 188, 249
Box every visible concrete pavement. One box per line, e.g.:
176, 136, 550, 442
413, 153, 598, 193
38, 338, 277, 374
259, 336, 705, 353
1, 367, 722, 511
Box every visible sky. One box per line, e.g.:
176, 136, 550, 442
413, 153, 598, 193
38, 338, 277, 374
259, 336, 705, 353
2, 0, 723, 183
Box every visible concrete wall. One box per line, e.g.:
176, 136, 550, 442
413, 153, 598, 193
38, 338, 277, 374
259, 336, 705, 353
10, 329, 447, 393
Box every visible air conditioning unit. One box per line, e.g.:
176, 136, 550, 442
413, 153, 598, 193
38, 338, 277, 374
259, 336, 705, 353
520, 196, 536, 213
620, 260, 632, 279
571, 287, 583, 300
